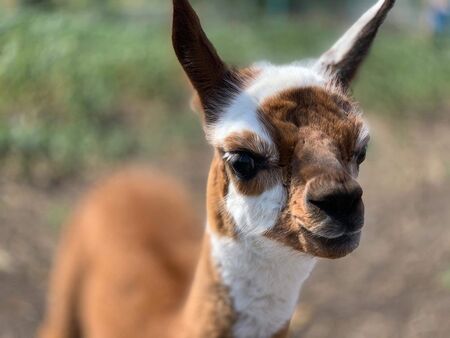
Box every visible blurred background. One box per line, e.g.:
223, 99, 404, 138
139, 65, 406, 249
0, 0, 449, 337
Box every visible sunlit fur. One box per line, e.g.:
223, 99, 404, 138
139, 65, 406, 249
39, 1, 395, 337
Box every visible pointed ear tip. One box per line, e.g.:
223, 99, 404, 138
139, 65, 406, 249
384, 0, 397, 10
173, 0, 193, 11
172, 0, 195, 36
172, 0, 185, 12
172, 0, 201, 28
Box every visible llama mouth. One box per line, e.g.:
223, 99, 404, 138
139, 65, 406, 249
299, 226, 361, 259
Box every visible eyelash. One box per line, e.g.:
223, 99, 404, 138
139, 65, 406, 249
223, 151, 268, 181
223, 150, 267, 163
355, 146, 368, 165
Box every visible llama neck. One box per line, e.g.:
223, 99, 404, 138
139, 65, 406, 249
174, 154, 317, 338
177, 231, 316, 338
176, 235, 235, 338
210, 232, 317, 338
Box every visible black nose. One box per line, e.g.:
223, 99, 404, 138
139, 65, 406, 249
307, 178, 364, 232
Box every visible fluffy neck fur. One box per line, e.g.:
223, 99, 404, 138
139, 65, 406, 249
210, 233, 317, 338
177, 160, 317, 338
178, 234, 316, 338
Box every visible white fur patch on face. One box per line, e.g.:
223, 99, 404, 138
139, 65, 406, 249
225, 181, 287, 236
248, 62, 327, 102
210, 233, 317, 338
209, 62, 329, 147
211, 88, 273, 146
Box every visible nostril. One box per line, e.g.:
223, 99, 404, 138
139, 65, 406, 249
307, 196, 333, 211
307, 183, 363, 216
346, 186, 363, 210
352, 185, 363, 203
308, 194, 349, 217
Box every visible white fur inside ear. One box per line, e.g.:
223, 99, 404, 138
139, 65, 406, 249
225, 181, 286, 236
316, 0, 387, 68
210, 233, 317, 338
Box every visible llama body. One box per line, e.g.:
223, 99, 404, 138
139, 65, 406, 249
39, 1, 396, 337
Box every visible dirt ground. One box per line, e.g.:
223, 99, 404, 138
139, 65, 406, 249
0, 115, 449, 338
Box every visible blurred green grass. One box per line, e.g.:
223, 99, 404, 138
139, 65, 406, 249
0, 9, 449, 182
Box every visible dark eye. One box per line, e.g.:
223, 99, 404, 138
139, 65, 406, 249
225, 152, 258, 180
356, 147, 367, 165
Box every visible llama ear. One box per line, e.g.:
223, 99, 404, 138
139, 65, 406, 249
172, 0, 236, 124
316, 0, 396, 88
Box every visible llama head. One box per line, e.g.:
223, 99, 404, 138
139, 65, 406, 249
172, 0, 395, 259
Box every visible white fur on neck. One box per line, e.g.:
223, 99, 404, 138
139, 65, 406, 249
210, 232, 317, 338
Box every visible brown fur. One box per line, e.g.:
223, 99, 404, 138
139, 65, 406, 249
206, 153, 236, 239
259, 87, 363, 166
272, 325, 291, 338
39, 169, 202, 338
176, 236, 235, 338
264, 88, 365, 258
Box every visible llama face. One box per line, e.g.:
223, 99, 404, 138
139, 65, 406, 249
173, 0, 395, 258
207, 64, 369, 258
